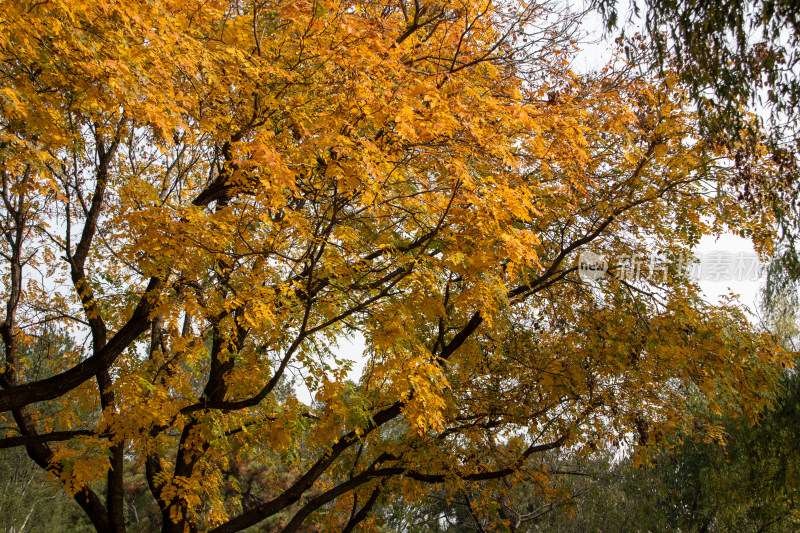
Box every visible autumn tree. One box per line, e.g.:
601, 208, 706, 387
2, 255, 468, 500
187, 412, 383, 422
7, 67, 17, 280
0, 0, 790, 531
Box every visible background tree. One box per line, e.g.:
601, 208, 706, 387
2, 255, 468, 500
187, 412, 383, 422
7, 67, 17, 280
596, 0, 800, 135
0, 331, 95, 533
0, 445, 95, 533
594, 0, 800, 282
0, 0, 790, 531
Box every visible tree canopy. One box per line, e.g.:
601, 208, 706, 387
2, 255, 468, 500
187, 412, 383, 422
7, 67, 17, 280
0, 0, 790, 531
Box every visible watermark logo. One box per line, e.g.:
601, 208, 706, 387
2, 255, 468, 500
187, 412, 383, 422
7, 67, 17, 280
691, 251, 763, 281
578, 251, 608, 282
578, 251, 765, 283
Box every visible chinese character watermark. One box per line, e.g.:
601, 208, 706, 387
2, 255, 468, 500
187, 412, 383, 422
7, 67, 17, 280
578, 251, 765, 282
